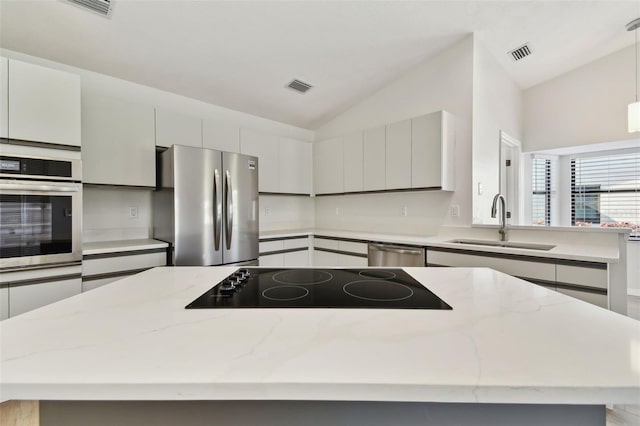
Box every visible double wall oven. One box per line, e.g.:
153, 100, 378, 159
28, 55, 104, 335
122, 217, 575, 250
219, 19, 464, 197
0, 153, 82, 271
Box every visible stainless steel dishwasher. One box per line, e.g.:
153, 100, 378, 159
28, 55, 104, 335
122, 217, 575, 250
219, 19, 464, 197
367, 243, 426, 267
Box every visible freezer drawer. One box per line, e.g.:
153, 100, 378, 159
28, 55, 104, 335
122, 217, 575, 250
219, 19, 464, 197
368, 243, 425, 267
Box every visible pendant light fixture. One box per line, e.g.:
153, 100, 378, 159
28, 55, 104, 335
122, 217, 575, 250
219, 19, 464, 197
628, 17, 640, 133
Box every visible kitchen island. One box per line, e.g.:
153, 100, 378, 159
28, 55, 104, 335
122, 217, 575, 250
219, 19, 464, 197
1, 266, 638, 425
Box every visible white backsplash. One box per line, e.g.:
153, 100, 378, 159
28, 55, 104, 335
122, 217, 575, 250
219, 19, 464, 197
82, 186, 153, 243
259, 194, 314, 232
315, 191, 453, 236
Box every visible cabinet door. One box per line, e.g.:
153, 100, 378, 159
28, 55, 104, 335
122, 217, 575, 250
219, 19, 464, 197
203, 118, 240, 153
411, 112, 442, 188
0, 57, 7, 139
313, 137, 343, 195
260, 253, 285, 266
385, 119, 411, 189
8, 59, 81, 146
279, 138, 312, 194
0, 286, 8, 320
155, 108, 202, 148
9, 277, 81, 317
343, 131, 363, 192
313, 250, 338, 267
82, 94, 156, 186
337, 254, 368, 267
556, 288, 607, 309
284, 250, 310, 266
363, 126, 386, 191
240, 128, 279, 192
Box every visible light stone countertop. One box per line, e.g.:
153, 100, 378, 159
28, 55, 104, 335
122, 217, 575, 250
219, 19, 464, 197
260, 228, 623, 263
82, 239, 169, 256
1, 266, 638, 405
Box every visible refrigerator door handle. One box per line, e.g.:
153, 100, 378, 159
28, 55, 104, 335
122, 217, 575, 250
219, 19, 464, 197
213, 168, 222, 251
225, 169, 233, 250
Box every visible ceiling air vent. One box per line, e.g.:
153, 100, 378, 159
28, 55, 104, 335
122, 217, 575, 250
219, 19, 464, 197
66, 0, 112, 16
508, 44, 532, 62
287, 79, 313, 94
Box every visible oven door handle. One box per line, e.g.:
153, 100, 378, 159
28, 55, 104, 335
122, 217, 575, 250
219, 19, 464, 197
0, 182, 80, 192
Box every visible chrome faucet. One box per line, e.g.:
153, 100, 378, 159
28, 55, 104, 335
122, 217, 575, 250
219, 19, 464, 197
491, 193, 508, 241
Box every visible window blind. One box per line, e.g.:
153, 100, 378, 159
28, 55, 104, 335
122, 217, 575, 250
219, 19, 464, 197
571, 152, 639, 239
531, 158, 551, 226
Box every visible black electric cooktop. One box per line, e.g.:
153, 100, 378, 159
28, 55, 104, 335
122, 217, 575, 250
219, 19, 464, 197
185, 268, 452, 310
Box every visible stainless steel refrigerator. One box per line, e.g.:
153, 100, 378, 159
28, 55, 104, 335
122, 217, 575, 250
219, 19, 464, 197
154, 145, 259, 266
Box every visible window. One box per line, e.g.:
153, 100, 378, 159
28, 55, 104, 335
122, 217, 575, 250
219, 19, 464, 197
531, 158, 552, 226
571, 152, 639, 239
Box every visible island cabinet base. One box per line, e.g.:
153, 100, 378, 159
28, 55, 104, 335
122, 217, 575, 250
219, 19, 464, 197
37, 401, 605, 426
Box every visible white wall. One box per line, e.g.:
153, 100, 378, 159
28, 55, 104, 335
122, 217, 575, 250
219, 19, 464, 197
524, 44, 637, 152
471, 39, 524, 225
314, 36, 474, 234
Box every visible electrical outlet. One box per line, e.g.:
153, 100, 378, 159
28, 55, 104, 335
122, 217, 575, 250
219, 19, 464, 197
128, 206, 138, 219
264, 207, 271, 216
335, 207, 340, 216
450, 205, 460, 218
401, 206, 408, 217
477, 182, 483, 195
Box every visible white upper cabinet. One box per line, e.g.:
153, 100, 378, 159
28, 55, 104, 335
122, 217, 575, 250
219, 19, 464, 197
155, 108, 202, 148
385, 119, 411, 190
0, 57, 7, 139
82, 93, 156, 187
279, 137, 312, 194
203, 118, 240, 153
313, 137, 343, 195
342, 131, 363, 193
240, 128, 279, 192
363, 125, 386, 191
411, 110, 455, 190
7, 59, 81, 146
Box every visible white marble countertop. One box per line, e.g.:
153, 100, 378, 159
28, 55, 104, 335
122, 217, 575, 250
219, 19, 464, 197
1, 266, 638, 405
260, 228, 622, 263
83, 239, 169, 255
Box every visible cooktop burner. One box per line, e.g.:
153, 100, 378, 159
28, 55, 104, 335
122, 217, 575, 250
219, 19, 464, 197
185, 268, 452, 310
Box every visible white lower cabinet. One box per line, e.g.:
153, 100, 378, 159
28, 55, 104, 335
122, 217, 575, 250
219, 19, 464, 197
426, 248, 609, 309
312, 250, 339, 267
1, 265, 82, 318
0, 286, 8, 320
259, 238, 310, 266
259, 253, 285, 267
556, 287, 607, 309
82, 248, 167, 292
9, 277, 82, 317
337, 254, 368, 267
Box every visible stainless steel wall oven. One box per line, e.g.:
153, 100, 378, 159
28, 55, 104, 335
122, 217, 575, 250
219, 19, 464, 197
0, 153, 82, 270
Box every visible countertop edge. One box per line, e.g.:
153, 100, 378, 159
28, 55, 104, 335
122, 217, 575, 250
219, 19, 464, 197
82, 239, 169, 256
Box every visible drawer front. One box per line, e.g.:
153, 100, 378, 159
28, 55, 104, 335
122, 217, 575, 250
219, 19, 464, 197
338, 241, 368, 255
427, 250, 555, 282
259, 240, 284, 253
283, 250, 310, 267
9, 277, 81, 317
337, 254, 368, 267
556, 264, 607, 290
283, 238, 309, 250
556, 287, 608, 309
83, 252, 166, 276
313, 238, 339, 250
82, 276, 123, 292
259, 253, 285, 266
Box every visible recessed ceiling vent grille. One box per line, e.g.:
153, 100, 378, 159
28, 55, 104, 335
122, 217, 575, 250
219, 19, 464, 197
508, 44, 532, 62
66, 0, 111, 16
287, 79, 313, 94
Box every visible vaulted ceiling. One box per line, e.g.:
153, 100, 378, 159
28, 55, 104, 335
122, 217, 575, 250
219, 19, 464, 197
1, 1, 637, 129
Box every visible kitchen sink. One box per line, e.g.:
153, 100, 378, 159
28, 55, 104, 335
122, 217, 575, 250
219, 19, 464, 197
447, 239, 556, 251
